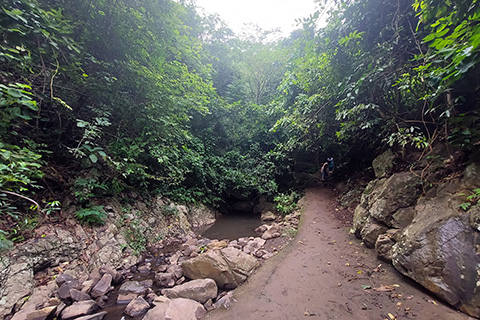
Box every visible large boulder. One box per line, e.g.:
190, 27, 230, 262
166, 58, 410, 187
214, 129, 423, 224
182, 247, 258, 289
392, 180, 480, 318
368, 172, 422, 226
162, 279, 218, 304
144, 297, 206, 320
372, 149, 395, 178
61, 300, 99, 320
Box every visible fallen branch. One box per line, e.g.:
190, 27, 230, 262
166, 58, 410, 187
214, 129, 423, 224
0, 190, 41, 211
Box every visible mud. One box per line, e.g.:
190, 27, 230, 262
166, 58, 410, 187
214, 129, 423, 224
206, 188, 474, 320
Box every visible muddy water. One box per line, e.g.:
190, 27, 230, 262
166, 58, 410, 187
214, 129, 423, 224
201, 213, 262, 240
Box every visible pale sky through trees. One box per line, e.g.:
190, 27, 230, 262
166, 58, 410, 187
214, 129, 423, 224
196, 0, 318, 36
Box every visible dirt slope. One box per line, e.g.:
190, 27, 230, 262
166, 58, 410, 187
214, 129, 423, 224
206, 188, 474, 320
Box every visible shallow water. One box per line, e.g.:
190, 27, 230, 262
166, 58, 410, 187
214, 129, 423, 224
201, 213, 262, 240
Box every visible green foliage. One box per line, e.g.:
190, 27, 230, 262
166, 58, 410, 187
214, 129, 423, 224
75, 206, 106, 225
123, 219, 147, 255
459, 188, 480, 211
0, 230, 14, 252
274, 191, 300, 216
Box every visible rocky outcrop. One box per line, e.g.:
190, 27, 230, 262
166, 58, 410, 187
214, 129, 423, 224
372, 149, 395, 178
182, 247, 259, 289
351, 150, 480, 318
391, 169, 480, 317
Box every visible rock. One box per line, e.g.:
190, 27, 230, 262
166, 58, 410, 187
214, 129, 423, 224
392, 180, 480, 318
213, 292, 232, 310
144, 297, 206, 320
182, 247, 259, 289
360, 218, 388, 248
375, 234, 395, 262
254, 225, 268, 234
155, 273, 175, 287
207, 240, 228, 251
167, 265, 184, 279
117, 292, 139, 305
391, 207, 416, 228
99, 265, 122, 284
90, 274, 112, 298
119, 281, 148, 295
11, 306, 56, 320
368, 172, 422, 226
372, 149, 395, 178
469, 205, 480, 231
261, 211, 276, 221
253, 196, 276, 215
69, 289, 92, 302
204, 299, 214, 311
75, 311, 108, 320
124, 296, 151, 317
58, 278, 80, 300
261, 223, 282, 240
55, 273, 76, 287
61, 300, 99, 320
162, 279, 218, 304
352, 205, 370, 238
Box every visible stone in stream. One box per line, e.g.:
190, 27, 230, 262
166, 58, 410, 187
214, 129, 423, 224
90, 274, 113, 298
58, 278, 80, 300
182, 247, 258, 289
124, 296, 151, 317
99, 265, 122, 284
162, 278, 218, 304
61, 300, 99, 320
119, 280, 148, 295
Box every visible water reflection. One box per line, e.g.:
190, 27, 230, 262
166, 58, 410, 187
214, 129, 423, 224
201, 213, 262, 240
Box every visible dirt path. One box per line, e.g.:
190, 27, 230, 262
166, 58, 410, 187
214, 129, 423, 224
206, 188, 474, 320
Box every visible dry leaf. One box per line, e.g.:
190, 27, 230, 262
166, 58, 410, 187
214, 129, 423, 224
388, 313, 396, 320
373, 285, 395, 292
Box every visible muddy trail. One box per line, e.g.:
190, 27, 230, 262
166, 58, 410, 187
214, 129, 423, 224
206, 188, 474, 320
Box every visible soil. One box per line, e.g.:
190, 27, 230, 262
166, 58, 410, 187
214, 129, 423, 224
206, 187, 475, 320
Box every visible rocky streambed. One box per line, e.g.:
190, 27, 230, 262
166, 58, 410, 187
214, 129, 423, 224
1, 199, 300, 320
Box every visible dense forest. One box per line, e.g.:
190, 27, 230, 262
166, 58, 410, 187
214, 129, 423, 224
1, 0, 479, 246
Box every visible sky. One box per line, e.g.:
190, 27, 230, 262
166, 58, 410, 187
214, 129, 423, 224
196, 0, 319, 37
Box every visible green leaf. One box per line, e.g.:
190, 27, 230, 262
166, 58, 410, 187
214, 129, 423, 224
89, 154, 98, 163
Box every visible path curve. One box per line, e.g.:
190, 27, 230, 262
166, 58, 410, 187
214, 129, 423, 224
207, 188, 473, 320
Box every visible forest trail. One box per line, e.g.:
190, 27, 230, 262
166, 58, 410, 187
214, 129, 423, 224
206, 188, 474, 320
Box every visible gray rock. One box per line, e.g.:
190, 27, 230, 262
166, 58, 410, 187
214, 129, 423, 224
261, 211, 276, 221
117, 292, 139, 305
155, 273, 175, 287
368, 172, 422, 226
360, 218, 388, 248
162, 279, 218, 304
375, 234, 395, 262
213, 292, 232, 310
167, 265, 184, 279
69, 289, 92, 301
90, 274, 112, 298
469, 205, 480, 231
372, 149, 395, 178
119, 281, 148, 295
99, 265, 122, 284
12, 306, 56, 320
392, 182, 480, 318
58, 279, 80, 300
392, 207, 416, 228
144, 297, 206, 320
182, 247, 258, 289
124, 296, 151, 317
61, 300, 99, 320
55, 273, 76, 287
